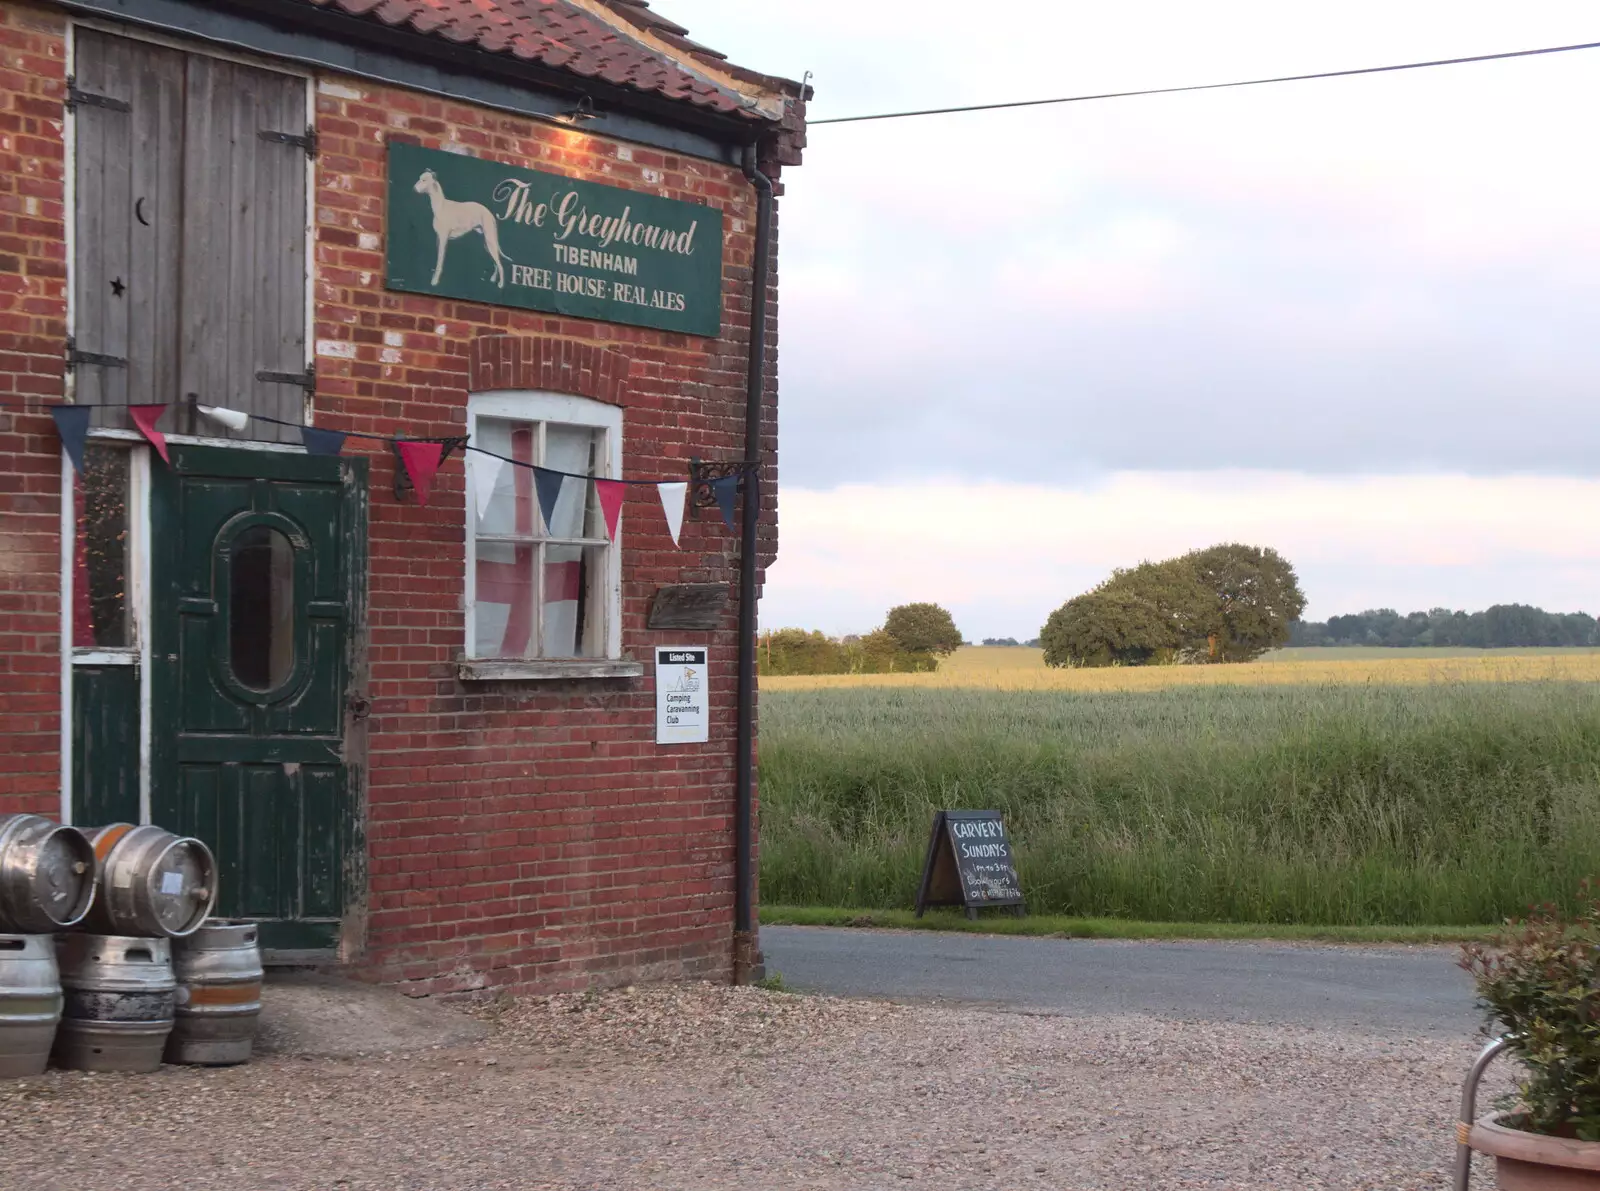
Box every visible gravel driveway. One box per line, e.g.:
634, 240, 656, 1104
3, 983, 1505, 1190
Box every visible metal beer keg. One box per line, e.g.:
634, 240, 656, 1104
0, 934, 62, 1078
0, 814, 96, 932
53, 934, 176, 1073
165, 920, 263, 1066
83, 824, 216, 938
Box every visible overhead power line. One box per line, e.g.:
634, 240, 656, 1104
809, 38, 1600, 126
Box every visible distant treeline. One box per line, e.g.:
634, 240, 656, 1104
981, 637, 1042, 647
759, 605, 964, 676
1290, 604, 1600, 648
757, 628, 939, 676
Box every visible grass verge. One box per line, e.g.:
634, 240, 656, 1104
759, 905, 1498, 944
762, 681, 1600, 924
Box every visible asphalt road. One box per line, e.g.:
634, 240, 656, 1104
761, 925, 1481, 1036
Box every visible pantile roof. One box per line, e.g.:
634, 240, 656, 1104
298, 0, 791, 122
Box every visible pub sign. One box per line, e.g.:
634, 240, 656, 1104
385, 143, 724, 337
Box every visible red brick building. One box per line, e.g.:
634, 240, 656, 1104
0, 0, 806, 994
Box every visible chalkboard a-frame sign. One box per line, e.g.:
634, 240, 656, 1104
915, 810, 1026, 919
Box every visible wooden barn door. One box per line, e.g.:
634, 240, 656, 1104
69, 28, 185, 423
71, 27, 311, 437
177, 52, 310, 441
149, 445, 367, 954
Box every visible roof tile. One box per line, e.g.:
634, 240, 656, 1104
301, 0, 765, 118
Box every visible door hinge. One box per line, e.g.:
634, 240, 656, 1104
65, 77, 130, 114
65, 335, 127, 371
345, 693, 371, 722
259, 125, 317, 158
255, 366, 315, 390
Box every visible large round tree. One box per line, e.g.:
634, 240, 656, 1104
1181, 543, 1307, 662
1040, 559, 1213, 667
883, 602, 963, 656
1040, 545, 1306, 667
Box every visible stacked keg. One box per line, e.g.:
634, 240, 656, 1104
54, 824, 218, 1072
0, 814, 95, 1077
166, 919, 264, 1065
0, 814, 261, 1077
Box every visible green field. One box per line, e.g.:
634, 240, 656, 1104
759, 678, 1600, 926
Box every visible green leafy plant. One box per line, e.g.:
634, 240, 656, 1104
1461, 885, 1600, 1139
883, 603, 963, 656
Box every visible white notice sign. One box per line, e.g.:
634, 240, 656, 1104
655, 646, 709, 744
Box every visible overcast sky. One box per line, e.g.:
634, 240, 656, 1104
678, 2, 1600, 638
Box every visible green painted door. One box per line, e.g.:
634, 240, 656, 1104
151, 444, 367, 952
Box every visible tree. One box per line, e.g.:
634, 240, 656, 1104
1181, 544, 1308, 662
883, 602, 963, 656
1294, 605, 1600, 649
758, 628, 844, 676
1040, 544, 1305, 667
850, 627, 938, 673
1040, 559, 1214, 667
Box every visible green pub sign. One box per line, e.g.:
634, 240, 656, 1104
385, 142, 723, 337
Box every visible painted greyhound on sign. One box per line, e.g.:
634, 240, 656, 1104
414, 169, 510, 288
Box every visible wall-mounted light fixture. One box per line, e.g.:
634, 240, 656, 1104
557, 95, 598, 125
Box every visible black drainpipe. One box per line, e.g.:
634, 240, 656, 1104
734, 142, 773, 983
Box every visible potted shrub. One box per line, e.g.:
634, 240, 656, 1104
1458, 888, 1600, 1188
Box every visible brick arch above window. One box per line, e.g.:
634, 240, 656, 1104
467, 335, 632, 407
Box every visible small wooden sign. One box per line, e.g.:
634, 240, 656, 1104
915, 810, 1025, 919
647, 583, 728, 631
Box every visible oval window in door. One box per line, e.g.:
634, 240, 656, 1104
230, 525, 295, 691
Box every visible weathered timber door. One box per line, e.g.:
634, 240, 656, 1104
71, 27, 310, 440
150, 445, 367, 953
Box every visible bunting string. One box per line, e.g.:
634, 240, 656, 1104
4, 396, 758, 548
2, 395, 754, 484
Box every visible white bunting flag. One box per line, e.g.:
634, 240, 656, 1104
196, 404, 249, 431
657, 481, 687, 547
468, 452, 504, 522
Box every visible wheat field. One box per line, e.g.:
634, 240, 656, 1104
759, 646, 1600, 925
762, 645, 1600, 692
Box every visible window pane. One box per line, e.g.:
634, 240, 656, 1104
74, 445, 129, 649
468, 409, 612, 660
474, 540, 535, 658
542, 544, 604, 658
230, 526, 295, 690
474, 417, 536, 535
545, 423, 603, 538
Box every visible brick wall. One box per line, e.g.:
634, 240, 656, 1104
0, 7, 787, 997
0, 2, 65, 818
303, 75, 782, 995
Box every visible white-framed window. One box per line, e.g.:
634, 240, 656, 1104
464, 392, 624, 667
60, 438, 153, 824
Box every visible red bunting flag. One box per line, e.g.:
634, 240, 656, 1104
128, 404, 171, 465
595, 478, 626, 541
396, 439, 445, 506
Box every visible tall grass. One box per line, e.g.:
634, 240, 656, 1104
759, 681, 1600, 925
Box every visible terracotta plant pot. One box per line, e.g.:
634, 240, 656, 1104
1467, 1115, 1600, 1189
